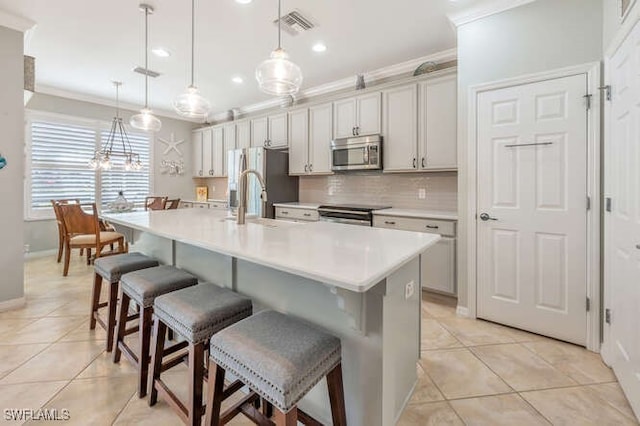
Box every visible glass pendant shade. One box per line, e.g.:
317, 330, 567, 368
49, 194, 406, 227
173, 86, 211, 119
130, 108, 162, 132
256, 48, 302, 96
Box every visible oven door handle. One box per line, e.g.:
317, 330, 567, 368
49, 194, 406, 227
318, 208, 370, 216
320, 217, 371, 226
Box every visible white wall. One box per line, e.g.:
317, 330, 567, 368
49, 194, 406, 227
0, 25, 25, 303
456, 0, 603, 309
25, 93, 197, 252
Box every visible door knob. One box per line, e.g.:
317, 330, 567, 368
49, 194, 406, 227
479, 213, 498, 221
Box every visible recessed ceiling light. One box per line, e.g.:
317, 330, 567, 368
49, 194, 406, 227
152, 47, 171, 58
312, 42, 327, 53
235, 0, 253, 4
232, 76, 244, 84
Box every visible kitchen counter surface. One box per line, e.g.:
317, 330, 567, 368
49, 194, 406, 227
373, 208, 458, 221
181, 199, 227, 204
272, 202, 322, 209
103, 208, 439, 293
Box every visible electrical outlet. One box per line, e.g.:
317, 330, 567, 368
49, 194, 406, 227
328, 185, 335, 196
418, 188, 426, 199
405, 281, 415, 300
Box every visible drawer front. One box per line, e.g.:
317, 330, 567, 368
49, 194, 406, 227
193, 202, 209, 209
180, 202, 193, 208
275, 207, 319, 221
373, 215, 455, 237
208, 202, 227, 210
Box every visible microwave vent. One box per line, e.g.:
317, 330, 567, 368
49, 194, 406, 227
274, 10, 315, 36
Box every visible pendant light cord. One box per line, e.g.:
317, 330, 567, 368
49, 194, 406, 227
191, 0, 195, 87
277, 0, 282, 49
144, 6, 149, 109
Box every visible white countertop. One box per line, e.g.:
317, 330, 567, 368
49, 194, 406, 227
273, 202, 322, 209
103, 209, 439, 293
182, 199, 227, 204
373, 208, 458, 221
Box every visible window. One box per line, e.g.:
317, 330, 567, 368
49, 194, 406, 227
26, 112, 151, 219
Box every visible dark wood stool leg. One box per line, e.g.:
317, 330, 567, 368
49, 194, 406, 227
63, 241, 71, 277
113, 290, 130, 363
86, 248, 92, 265
105, 281, 118, 352
168, 328, 174, 341
89, 273, 103, 330
204, 363, 226, 426
262, 399, 273, 418
188, 342, 205, 426
138, 306, 153, 398
327, 363, 347, 426
148, 316, 167, 406
273, 407, 297, 426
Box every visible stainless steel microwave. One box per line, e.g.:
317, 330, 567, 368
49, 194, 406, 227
331, 135, 382, 171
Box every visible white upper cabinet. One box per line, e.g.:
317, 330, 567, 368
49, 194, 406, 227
192, 129, 204, 177
309, 102, 333, 174
212, 126, 224, 177
333, 93, 382, 138
268, 113, 288, 148
222, 123, 236, 176
251, 116, 269, 148
419, 74, 457, 170
236, 119, 251, 149
288, 108, 309, 175
202, 128, 214, 177
382, 85, 418, 171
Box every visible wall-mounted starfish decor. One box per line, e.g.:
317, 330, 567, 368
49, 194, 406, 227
158, 133, 185, 156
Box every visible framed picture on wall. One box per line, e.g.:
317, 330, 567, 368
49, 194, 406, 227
620, 0, 637, 20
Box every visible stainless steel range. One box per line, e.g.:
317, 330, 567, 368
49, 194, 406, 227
317, 204, 391, 227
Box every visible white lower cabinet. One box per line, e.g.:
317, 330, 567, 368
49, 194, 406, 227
275, 206, 319, 222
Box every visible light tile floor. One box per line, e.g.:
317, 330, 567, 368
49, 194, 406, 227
0, 255, 636, 425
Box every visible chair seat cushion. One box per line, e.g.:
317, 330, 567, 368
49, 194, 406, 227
209, 310, 341, 413
120, 266, 197, 308
154, 284, 252, 344
94, 252, 159, 283
70, 231, 123, 246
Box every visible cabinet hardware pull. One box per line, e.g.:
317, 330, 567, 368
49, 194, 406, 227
636, 244, 640, 250
385, 221, 396, 225
281, 211, 289, 214
199, 170, 203, 176
426, 225, 439, 229
356, 126, 360, 135
304, 213, 311, 217
352, 127, 356, 136
413, 158, 417, 168
304, 164, 308, 172
309, 164, 313, 172
422, 157, 425, 168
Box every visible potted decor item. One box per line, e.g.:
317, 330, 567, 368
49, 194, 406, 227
109, 191, 135, 212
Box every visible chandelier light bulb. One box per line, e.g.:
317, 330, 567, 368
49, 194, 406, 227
88, 155, 99, 170
100, 155, 112, 171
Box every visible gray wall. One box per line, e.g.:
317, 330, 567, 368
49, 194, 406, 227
0, 26, 25, 302
25, 93, 197, 252
456, 0, 603, 309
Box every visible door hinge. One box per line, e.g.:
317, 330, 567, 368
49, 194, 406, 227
605, 308, 612, 324
583, 93, 593, 110
586, 297, 591, 312
599, 85, 612, 101
587, 196, 591, 211
606, 197, 612, 212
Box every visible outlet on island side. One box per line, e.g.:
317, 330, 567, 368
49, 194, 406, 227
405, 281, 415, 300
418, 188, 426, 199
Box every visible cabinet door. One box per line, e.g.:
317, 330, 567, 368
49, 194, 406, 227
222, 123, 236, 176
333, 98, 357, 139
309, 102, 333, 174
288, 108, 308, 175
382, 85, 418, 171
421, 237, 456, 294
251, 116, 269, 148
192, 130, 204, 177
268, 112, 288, 147
420, 75, 457, 170
356, 92, 381, 136
212, 126, 224, 177
236, 120, 251, 149
202, 128, 214, 176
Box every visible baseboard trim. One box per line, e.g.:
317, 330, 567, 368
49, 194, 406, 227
24, 249, 57, 260
456, 306, 470, 317
0, 297, 26, 312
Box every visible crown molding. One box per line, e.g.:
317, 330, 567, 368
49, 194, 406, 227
448, 0, 536, 27
210, 48, 458, 121
0, 9, 35, 32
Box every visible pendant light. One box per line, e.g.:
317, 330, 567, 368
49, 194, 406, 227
173, 0, 211, 119
255, 0, 302, 96
130, 4, 162, 132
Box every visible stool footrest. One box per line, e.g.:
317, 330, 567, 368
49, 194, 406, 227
220, 391, 259, 425
123, 326, 139, 337
160, 354, 188, 372
118, 342, 139, 365
93, 315, 107, 331
222, 380, 244, 400
154, 378, 189, 424
164, 341, 188, 357
97, 302, 108, 309
298, 409, 323, 426
238, 403, 271, 426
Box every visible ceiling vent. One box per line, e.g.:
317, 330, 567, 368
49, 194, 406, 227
133, 66, 161, 78
273, 10, 315, 36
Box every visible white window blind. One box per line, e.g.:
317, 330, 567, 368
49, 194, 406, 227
100, 130, 150, 209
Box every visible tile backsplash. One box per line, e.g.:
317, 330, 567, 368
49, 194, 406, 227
193, 177, 228, 201
299, 172, 457, 211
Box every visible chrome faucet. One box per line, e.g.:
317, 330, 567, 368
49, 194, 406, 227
237, 169, 268, 225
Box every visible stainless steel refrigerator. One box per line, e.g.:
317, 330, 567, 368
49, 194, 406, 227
227, 147, 299, 218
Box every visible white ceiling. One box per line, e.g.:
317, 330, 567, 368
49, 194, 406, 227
1, 0, 487, 119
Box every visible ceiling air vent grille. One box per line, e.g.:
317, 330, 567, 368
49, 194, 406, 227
133, 67, 161, 78
274, 10, 315, 36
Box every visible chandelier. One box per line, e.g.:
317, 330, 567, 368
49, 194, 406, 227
255, 0, 303, 96
89, 82, 143, 172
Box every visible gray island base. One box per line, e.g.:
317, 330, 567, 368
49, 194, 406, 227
103, 209, 440, 425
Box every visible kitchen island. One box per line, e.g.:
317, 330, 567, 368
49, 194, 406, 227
103, 208, 440, 426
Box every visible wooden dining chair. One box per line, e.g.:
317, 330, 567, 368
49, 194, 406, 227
145, 196, 168, 211
59, 202, 127, 276
51, 199, 80, 263
165, 199, 180, 210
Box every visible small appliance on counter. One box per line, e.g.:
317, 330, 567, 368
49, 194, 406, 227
228, 147, 298, 219
331, 134, 382, 171
318, 204, 391, 226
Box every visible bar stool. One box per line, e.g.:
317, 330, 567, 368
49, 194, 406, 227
92, 253, 159, 352
112, 265, 198, 398
148, 284, 253, 425
204, 310, 347, 426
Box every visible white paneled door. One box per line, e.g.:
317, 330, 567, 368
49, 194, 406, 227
604, 20, 640, 418
477, 74, 589, 345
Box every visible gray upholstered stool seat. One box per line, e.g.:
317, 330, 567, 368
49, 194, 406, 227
209, 310, 342, 413
94, 252, 159, 283
120, 265, 198, 308
154, 284, 253, 344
